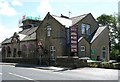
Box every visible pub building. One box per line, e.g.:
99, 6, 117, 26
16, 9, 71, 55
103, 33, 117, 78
1, 12, 109, 67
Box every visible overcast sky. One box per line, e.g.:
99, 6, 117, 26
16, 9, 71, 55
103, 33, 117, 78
0, 0, 119, 43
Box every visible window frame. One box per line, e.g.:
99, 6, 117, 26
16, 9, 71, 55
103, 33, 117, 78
81, 23, 91, 35
50, 46, 56, 60
47, 25, 52, 37
80, 46, 85, 52
81, 23, 86, 34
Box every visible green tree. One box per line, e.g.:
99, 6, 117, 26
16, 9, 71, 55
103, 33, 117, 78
97, 14, 120, 60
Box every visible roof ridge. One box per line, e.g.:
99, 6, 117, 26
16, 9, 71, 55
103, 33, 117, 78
70, 13, 89, 19
51, 15, 61, 18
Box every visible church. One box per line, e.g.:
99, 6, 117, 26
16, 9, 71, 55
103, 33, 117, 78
1, 12, 109, 66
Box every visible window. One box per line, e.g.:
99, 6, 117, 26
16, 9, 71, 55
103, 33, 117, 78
91, 49, 97, 55
47, 25, 52, 37
102, 47, 106, 59
13, 48, 16, 57
28, 44, 35, 56
7, 46, 11, 57
86, 24, 90, 35
81, 46, 85, 51
2, 47, 6, 57
50, 46, 56, 60
21, 44, 27, 57
81, 23, 90, 35
81, 24, 86, 34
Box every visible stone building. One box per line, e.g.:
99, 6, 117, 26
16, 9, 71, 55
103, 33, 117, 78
36, 12, 109, 65
1, 17, 42, 64
1, 12, 109, 66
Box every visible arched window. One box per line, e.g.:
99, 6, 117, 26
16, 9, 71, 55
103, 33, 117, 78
21, 44, 27, 57
7, 46, 11, 57
13, 48, 17, 57
2, 47, 6, 57
28, 44, 35, 57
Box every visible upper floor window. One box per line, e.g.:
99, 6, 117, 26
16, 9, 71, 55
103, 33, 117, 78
47, 25, 52, 37
81, 23, 90, 35
86, 24, 90, 35
81, 24, 86, 34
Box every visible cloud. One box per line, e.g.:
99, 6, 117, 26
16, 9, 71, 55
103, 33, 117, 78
0, 23, 19, 43
12, 0, 23, 6
50, 0, 119, 3
37, 0, 52, 15
0, 0, 19, 16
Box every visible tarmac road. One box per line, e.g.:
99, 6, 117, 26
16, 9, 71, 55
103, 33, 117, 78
0, 63, 119, 82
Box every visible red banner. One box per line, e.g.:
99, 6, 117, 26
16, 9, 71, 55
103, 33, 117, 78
70, 27, 78, 53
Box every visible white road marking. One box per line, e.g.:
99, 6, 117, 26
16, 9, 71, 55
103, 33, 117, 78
0, 73, 2, 75
9, 72, 33, 80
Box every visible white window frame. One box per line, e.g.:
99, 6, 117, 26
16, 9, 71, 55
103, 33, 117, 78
50, 46, 56, 60
80, 46, 85, 52
47, 25, 52, 37
86, 24, 90, 35
81, 23, 91, 35
81, 23, 86, 34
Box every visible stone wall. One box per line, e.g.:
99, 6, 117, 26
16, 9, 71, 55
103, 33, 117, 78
2, 58, 39, 65
56, 56, 87, 67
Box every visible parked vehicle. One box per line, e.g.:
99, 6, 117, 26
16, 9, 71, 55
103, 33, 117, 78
79, 57, 101, 63
109, 60, 117, 63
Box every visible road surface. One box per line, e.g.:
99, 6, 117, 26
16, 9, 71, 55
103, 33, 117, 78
0, 63, 119, 82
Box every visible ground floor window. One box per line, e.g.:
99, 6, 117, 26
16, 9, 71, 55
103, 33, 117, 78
21, 44, 27, 57
7, 46, 11, 57
13, 48, 17, 57
91, 49, 97, 55
80, 46, 85, 52
80, 46, 86, 57
102, 47, 106, 59
28, 44, 35, 57
50, 46, 56, 60
2, 47, 6, 57
18, 51, 22, 57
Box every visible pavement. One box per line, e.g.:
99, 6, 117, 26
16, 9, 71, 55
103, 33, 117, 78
0, 62, 69, 71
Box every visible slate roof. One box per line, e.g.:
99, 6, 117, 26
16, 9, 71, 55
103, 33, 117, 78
70, 14, 88, 26
90, 26, 106, 43
18, 34, 27, 41
78, 26, 107, 43
2, 38, 12, 44
21, 32, 36, 41
18, 27, 38, 41
51, 13, 88, 28
52, 15, 72, 28
2, 27, 38, 44
19, 27, 38, 35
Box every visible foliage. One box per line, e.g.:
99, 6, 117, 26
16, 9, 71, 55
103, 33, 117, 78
97, 14, 120, 60
88, 62, 98, 68
87, 62, 119, 69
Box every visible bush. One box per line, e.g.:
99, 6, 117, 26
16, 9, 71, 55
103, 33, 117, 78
101, 62, 120, 69
88, 62, 98, 68
101, 62, 109, 68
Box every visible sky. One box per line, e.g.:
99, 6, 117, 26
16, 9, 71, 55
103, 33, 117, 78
0, 0, 119, 43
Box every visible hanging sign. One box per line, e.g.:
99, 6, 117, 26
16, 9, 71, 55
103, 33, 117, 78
70, 27, 78, 52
